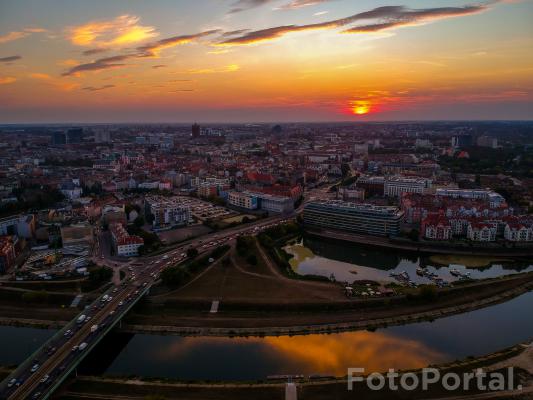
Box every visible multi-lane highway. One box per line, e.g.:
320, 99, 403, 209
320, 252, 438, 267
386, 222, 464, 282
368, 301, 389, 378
0, 214, 293, 400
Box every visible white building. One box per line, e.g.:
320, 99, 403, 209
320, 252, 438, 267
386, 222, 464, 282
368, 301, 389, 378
109, 223, 143, 257
436, 188, 506, 208
467, 222, 497, 242
384, 176, 432, 197
145, 196, 191, 229
255, 193, 294, 214
504, 222, 533, 242
228, 191, 258, 210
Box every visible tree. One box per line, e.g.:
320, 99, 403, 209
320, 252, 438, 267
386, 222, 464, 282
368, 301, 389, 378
246, 254, 258, 266
134, 215, 145, 228
89, 267, 113, 284
161, 266, 187, 286
418, 285, 437, 301
146, 213, 155, 224
187, 248, 199, 258
22, 290, 49, 303
408, 229, 420, 242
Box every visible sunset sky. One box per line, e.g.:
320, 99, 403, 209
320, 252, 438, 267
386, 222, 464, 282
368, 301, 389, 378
0, 0, 532, 123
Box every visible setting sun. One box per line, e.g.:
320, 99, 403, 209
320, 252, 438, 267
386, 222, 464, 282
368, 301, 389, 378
351, 101, 371, 115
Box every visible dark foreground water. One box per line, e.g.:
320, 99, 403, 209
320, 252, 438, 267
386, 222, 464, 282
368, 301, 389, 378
2, 291, 532, 381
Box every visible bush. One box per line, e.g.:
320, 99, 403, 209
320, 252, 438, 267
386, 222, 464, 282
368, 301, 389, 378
161, 266, 188, 286
210, 244, 230, 259
22, 290, 49, 303
418, 285, 438, 301
246, 254, 258, 266
236, 236, 254, 256
89, 267, 113, 285
187, 248, 199, 258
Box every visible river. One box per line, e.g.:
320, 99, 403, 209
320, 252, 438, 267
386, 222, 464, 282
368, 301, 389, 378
2, 291, 532, 381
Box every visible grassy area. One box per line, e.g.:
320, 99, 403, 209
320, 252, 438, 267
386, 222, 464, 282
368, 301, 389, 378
221, 214, 257, 224
284, 242, 314, 269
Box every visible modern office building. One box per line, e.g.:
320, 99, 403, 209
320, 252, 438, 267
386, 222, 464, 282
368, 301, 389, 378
51, 132, 66, 145
435, 188, 506, 208
303, 201, 404, 237
451, 134, 473, 148
356, 176, 385, 196
0, 214, 36, 238
384, 176, 432, 197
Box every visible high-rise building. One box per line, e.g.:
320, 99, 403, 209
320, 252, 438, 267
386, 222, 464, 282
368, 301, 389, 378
51, 132, 66, 145
192, 123, 201, 138
476, 136, 498, 148
451, 134, 472, 148
94, 130, 111, 143
66, 128, 84, 144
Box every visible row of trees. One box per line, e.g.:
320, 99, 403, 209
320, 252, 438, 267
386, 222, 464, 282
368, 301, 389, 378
161, 245, 230, 287
1, 184, 65, 217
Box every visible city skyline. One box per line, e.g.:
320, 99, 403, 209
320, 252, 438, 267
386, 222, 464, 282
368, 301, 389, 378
0, 0, 532, 123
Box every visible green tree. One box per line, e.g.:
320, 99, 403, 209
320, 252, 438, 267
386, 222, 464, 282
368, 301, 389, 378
134, 215, 145, 228
187, 248, 199, 258
161, 266, 187, 286
246, 254, 258, 266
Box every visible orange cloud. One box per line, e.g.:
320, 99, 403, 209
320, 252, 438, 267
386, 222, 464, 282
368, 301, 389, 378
29, 72, 79, 91
69, 15, 157, 47
29, 73, 52, 80
0, 76, 17, 85
0, 28, 46, 43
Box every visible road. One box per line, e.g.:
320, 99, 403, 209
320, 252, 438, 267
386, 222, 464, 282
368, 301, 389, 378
0, 213, 294, 400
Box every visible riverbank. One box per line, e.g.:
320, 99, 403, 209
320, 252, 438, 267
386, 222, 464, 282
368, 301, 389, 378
121, 273, 533, 336
1, 272, 532, 336
52, 341, 533, 400
306, 229, 533, 257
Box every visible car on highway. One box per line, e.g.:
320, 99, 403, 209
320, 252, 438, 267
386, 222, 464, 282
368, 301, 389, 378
71, 345, 79, 352
7, 378, 16, 387
30, 364, 39, 373
78, 342, 88, 351
32, 392, 41, 399
64, 329, 72, 337
40, 374, 49, 383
